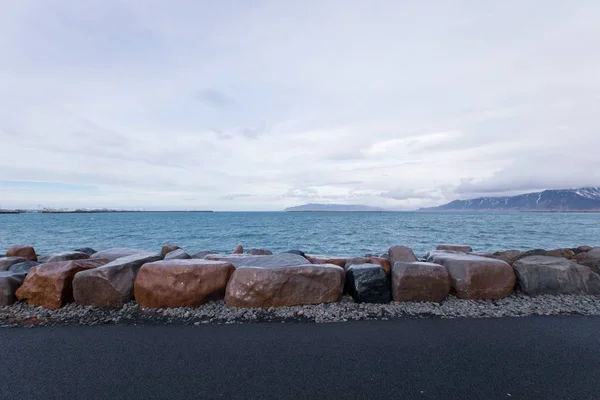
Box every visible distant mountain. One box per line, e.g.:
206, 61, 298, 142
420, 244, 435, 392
284, 203, 387, 212
419, 187, 600, 212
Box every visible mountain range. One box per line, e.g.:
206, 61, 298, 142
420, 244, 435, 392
419, 187, 600, 211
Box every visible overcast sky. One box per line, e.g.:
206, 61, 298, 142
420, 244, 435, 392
1, 1, 599, 211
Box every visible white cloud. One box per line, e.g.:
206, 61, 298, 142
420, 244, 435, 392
1, 1, 599, 210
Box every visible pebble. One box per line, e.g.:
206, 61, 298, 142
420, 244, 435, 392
2, 294, 600, 327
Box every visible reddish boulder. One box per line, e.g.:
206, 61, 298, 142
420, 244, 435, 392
15, 258, 109, 309
232, 245, 244, 254
225, 264, 344, 308
546, 248, 575, 259
160, 244, 180, 258
436, 244, 473, 253
487, 250, 523, 265
306, 255, 348, 268
574, 248, 600, 274
388, 246, 418, 265
6, 245, 37, 262
392, 261, 451, 302
428, 252, 515, 300
577, 245, 592, 253
134, 260, 235, 308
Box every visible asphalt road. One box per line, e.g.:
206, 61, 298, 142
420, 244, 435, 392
1, 316, 599, 400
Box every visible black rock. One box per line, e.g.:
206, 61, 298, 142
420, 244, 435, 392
281, 250, 306, 258
0, 257, 26, 271
74, 247, 97, 256
0, 271, 28, 306
8, 261, 39, 274
345, 264, 391, 303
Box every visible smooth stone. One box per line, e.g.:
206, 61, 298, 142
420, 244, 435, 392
0, 271, 28, 306
388, 246, 418, 265
164, 249, 191, 260
511, 249, 551, 265
0, 257, 26, 271
232, 245, 244, 254
305, 255, 349, 268
74, 247, 97, 256
6, 245, 37, 262
281, 250, 306, 258
248, 249, 273, 255
160, 244, 180, 258
91, 248, 148, 262
513, 256, 600, 295
545, 248, 575, 259
487, 250, 523, 265
427, 251, 515, 300
191, 250, 218, 259
8, 261, 40, 274
38, 251, 90, 263
73, 252, 162, 308
573, 248, 600, 274
225, 264, 344, 308
345, 264, 391, 303
205, 253, 308, 269
16, 259, 109, 309
134, 260, 235, 308
577, 245, 593, 253
436, 244, 473, 253
392, 261, 451, 302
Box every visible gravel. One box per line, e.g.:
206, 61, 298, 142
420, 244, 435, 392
3, 294, 600, 327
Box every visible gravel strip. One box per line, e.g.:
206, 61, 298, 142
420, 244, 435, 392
3, 294, 600, 327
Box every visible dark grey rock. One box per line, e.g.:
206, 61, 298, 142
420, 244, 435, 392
281, 250, 306, 258
164, 249, 192, 260
206, 253, 308, 269
191, 251, 218, 259
8, 261, 39, 274
388, 246, 417, 265
248, 249, 273, 255
513, 256, 600, 295
511, 249, 550, 264
91, 248, 148, 262
0, 271, 28, 306
345, 264, 391, 303
74, 247, 97, 256
38, 251, 90, 263
0, 257, 26, 271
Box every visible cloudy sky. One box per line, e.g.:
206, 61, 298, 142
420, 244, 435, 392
1, 1, 599, 211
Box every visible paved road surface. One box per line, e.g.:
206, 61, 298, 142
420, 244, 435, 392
2, 316, 599, 399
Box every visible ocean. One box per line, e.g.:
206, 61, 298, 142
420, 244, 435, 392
1, 211, 599, 257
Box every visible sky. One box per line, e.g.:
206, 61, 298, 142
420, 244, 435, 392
1, 0, 599, 211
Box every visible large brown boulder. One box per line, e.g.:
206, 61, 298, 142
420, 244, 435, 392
546, 248, 575, 259
73, 252, 162, 308
305, 255, 348, 268
513, 256, 600, 295
427, 252, 515, 299
388, 246, 418, 265
38, 251, 90, 263
486, 250, 523, 265
573, 248, 600, 274
392, 261, 451, 302
225, 264, 344, 308
369, 257, 392, 274
160, 244, 180, 258
206, 253, 309, 269
436, 244, 473, 253
134, 260, 235, 308
6, 245, 37, 262
0, 257, 26, 271
15, 258, 109, 309
0, 271, 28, 306
91, 248, 147, 262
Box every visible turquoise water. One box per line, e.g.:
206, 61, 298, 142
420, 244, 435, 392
1, 212, 599, 257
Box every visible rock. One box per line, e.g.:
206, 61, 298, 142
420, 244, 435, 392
573, 248, 600, 274
164, 249, 191, 260
38, 251, 90, 263
91, 248, 148, 262
0, 257, 26, 271
436, 244, 473, 253
487, 250, 523, 265
160, 244, 180, 258
73, 252, 162, 308
344, 256, 391, 274
15, 258, 109, 309
232, 245, 243, 254
346, 264, 391, 303
248, 248, 273, 255
74, 247, 97, 256
511, 249, 550, 264
344, 257, 371, 270
206, 253, 309, 269
513, 256, 600, 295
546, 248, 575, 259
427, 252, 515, 300
379, 253, 390, 260
368, 257, 392, 274
191, 250, 218, 259
0, 271, 28, 306
388, 246, 418, 265
281, 249, 306, 258
8, 261, 40, 274
392, 261, 451, 302
6, 245, 37, 262
305, 255, 349, 268
225, 264, 344, 308
577, 245, 593, 253
134, 260, 235, 308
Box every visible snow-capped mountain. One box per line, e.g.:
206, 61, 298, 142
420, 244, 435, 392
419, 187, 600, 211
